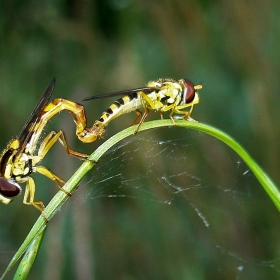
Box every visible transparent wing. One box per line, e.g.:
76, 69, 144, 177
83, 87, 157, 101
17, 78, 56, 155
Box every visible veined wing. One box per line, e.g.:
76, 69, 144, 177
17, 78, 56, 155
83, 87, 157, 101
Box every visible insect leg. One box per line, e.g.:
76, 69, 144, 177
171, 105, 198, 122
38, 130, 89, 161
131, 109, 142, 126
134, 109, 149, 134
182, 103, 196, 121
133, 92, 157, 134
23, 177, 48, 222
140, 92, 160, 109
35, 166, 70, 196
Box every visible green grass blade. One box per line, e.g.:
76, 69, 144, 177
1, 119, 279, 279
13, 228, 46, 280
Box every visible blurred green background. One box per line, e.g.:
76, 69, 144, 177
1, 0, 280, 279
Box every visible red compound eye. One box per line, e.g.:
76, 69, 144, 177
181, 80, 195, 104
0, 177, 21, 198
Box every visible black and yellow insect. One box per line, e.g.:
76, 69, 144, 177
0, 78, 202, 217
0, 78, 97, 215
83, 78, 202, 138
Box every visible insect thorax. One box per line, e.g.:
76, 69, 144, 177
0, 145, 32, 181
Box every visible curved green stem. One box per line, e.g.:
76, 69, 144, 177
2, 119, 279, 279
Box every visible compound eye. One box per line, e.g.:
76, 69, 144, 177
182, 80, 195, 103
0, 177, 21, 198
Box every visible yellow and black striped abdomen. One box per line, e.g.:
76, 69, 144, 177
95, 92, 141, 128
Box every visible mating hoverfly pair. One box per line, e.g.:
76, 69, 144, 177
0, 78, 202, 218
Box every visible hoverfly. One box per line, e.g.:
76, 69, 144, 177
0, 78, 98, 217
82, 78, 202, 139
